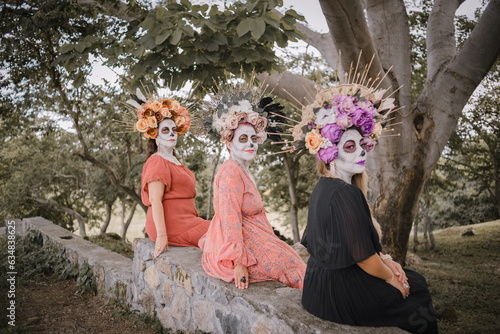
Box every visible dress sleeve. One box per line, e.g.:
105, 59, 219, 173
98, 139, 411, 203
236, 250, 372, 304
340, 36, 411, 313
333, 186, 382, 265
305, 180, 381, 269
214, 163, 257, 269
141, 156, 172, 205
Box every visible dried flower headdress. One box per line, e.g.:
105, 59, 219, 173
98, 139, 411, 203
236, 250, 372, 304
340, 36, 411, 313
126, 88, 192, 139
273, 55, 402, 163
202, 81, 285, 144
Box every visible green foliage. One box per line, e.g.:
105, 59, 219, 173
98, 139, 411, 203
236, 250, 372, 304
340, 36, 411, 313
88, 233, 135, 259
416, 64, 500, 229
0, 230, 96, 301
54, 0, 304, 90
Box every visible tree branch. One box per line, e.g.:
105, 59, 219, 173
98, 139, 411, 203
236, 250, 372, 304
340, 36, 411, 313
29, 197, 87, 237
318, 0, 391, 89
272, 9, 339, 68
426, 0, 462, 80
257, 71, 319, 109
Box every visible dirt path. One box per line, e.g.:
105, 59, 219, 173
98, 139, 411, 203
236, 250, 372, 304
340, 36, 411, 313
16, 277, 159, 334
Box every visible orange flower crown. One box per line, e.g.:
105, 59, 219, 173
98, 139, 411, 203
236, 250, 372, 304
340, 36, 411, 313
126, 89, 191, 139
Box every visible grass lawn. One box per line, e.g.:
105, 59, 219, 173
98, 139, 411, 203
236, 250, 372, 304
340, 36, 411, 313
408, 220, 500, 334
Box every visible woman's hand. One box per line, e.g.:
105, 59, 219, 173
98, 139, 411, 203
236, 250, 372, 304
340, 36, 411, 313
382, 258, 408, 285
387, 274, 410, 299
234, 263, 249, 289
154, 234, 169, 258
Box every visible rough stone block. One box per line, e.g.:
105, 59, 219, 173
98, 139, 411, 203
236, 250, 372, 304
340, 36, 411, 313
170, 289, 191, 328
144, 264, 161, 289
174, 267, 193, 295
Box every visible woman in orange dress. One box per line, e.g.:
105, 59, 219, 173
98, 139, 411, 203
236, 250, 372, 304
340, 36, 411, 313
198, 95, 306, 289
129, 91, 209, 258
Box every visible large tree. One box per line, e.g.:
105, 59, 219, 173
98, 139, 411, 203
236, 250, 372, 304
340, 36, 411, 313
260, 0, 500, 262
5, 0, 499, 262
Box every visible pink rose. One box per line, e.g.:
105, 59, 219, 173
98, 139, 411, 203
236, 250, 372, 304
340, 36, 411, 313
247, 112, 260, 125
335, 95, 356, 113
254, 117, 267, 133
221, 128, 234, 142
225, 115, 240, 130
361, 137, 377, 152
337, 112, 353, 129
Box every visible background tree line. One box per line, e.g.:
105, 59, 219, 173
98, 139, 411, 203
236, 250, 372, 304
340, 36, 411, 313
1, 0, 498, 263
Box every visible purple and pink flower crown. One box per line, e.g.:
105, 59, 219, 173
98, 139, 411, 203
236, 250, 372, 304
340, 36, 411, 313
291, 84, 396, 163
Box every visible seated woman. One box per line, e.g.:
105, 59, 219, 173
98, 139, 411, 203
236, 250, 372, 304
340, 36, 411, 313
128, 90, 210, 258
293, 83, 438, 333
198, 93, 306, 290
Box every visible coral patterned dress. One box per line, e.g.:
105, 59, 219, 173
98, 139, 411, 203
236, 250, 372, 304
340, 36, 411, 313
198, 159, 306, 289
141, 154, 210, 247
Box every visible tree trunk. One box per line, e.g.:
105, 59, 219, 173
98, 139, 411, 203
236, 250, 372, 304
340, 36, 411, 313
121, 201, 137, 239
283, 154, 300, 243
412, 221, 419, 253
100, 202, 113, 235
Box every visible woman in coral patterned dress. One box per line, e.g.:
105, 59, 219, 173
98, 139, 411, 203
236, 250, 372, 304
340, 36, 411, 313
198, 94, 306, 290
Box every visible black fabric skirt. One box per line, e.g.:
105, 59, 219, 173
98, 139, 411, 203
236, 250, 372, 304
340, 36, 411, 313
302, 257, 438, 334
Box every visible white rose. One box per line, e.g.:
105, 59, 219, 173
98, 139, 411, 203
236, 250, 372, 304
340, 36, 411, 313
228, 104, 241, 114
238, 100, 253, 113
315, 107, 337, 126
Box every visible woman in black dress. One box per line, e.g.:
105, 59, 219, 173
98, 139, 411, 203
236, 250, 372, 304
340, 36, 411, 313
292, 83, 438, 333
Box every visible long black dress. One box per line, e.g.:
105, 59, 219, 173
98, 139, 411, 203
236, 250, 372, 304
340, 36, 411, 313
301, 177, 438, 334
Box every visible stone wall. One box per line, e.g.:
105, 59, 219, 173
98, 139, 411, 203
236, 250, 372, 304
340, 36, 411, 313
11, 217, 405, 334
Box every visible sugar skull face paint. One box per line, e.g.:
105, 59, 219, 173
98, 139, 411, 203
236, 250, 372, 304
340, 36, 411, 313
156, 118, 177, 150
334, 128, 367, 182
229, 124, 258, 166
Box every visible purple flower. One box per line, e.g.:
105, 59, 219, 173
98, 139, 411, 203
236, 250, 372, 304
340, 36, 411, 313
334, 95, 356, 113
320, 123, 343, 144
359, 119, 375, 136
317, 145, 338, 163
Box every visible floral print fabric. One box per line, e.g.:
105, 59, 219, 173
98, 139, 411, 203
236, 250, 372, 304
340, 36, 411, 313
199, 159, 306, 289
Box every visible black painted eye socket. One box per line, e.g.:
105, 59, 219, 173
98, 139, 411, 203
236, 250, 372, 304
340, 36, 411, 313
239, 134, 248, 143
360, 139, 368, 150
161, 127, 170, 134
343, 140, 356, 153
251, 135, 258, 143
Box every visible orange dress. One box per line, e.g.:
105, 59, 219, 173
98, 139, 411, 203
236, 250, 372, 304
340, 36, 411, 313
198, 159, 306, 289
141, 155, 210, 247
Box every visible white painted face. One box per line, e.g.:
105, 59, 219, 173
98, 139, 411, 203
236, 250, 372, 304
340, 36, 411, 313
229, 124, 258, 164
335, 128, 368, 179
156, 119, 177, 150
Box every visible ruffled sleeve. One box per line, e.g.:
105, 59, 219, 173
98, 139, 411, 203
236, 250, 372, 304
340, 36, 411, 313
214, 161, 257, 269
141, 155, 172, 206
304, 178, 381, 269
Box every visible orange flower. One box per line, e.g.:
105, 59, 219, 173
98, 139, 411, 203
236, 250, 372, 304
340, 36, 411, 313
170, 100, 181, 111
150, 100, 162, 111
144, 128, 158, 139
135, 118, 149, 132
305, 130, 323, 154
145, 116, 157, 128
159, 108, 172, 119
254, 117, 267, 133
143, 109, 154, 117
175, 115, 186, 127
372, 122, 383, 137
162, 99, 173, 108
155, 112, 163, 123
178, 106, 189, 116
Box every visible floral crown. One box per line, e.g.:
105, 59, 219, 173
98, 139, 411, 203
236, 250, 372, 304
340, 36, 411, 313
203, 85, 285, 144
126, 88, 191, 139
290, 83, 396, 164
